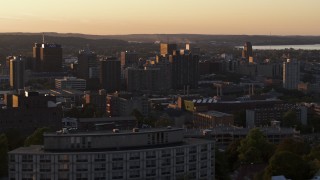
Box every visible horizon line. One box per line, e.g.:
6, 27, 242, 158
1, 32, 320, 37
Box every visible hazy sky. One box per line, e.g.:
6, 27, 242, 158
1, 0, 319, 35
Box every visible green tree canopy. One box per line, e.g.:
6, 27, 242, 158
282, 110, 298, 127
5, 128, 24, 150
238, 128, 274, 164
0, 134, 8, 177
276, 138, 310, 155
226, 139, 241, 171
264, 151, 311, 180
215, 149, 231, 180
24, 127, 50, 146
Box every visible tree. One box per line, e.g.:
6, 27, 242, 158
238, 128, 274, 164
233, 110, 246, 127
226, 139, 241, 171
0, 134, 8, 177
215, 149, 231, 180
306, 145, 320, 175
264, 151, 311, 180
131, 109, 145, 127
24, 127, 50, 146
282, 110, 298, 127
276, 138, 310, 155
5, 128, 24, 150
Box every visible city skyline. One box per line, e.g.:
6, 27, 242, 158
1, 0, 319, 36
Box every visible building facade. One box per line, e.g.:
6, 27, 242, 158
160, 43, 177, 57
33, 43, 63, 72
169, 50, 199, 89
193, 111, 234, 129
9, 128, 215, 180
125, 67, 161, 92
283, 59, 300, 89
100, 58, 121, 93
9, 56, 25, 91
55, 77, 86, 90
246, 104, 308, 128
242, 42, 253, 60
120, 51, 139, 67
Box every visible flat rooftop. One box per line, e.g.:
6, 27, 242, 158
9, 138, 212, 154
44, 127, 184, 137
196, 111, 232, 117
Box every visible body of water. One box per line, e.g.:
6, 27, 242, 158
236, 44, 320, 50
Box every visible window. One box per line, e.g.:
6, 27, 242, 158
176, 166, 184, 173
189, 154, 196, 162
94, 154, 106, 162
200, 144, 207, 152
76, 173, 88, 180
129, 161, 140, 169
176, 148, 184, 156
176, 156, 184, 164
161, 150, 171, 157
146, 169, 156, 177
161, 168, 171, 175
22, 164, 33, 172
112, 154, 124, 161
76, 154, 88, 162
39, 173, 51, 180
129, 171, 140, 178
146, 151, 156, 159
22, 155, 33, 162
161, 158, 171, 166
94, 173, 106, 180
129, 152, 140, 160
94, 163, 106, 171
189, 146, 197, 154
200, 153, 207, 160
40, 155, 51, 163
58, 164, 69, 171
112, 172, 123, 179
58, 155, 69, 162
112, 162, 123, 170
200, 162, 207, 169
76, 164, 88, 172
146, 160, 156, 168
39, 164, 51, 172
189, 163, 196, 171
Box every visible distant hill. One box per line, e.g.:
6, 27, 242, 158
1, 33, 320, 59
0, 34, 129, 57
2, 32, 320, 45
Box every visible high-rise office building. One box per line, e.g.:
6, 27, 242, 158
283, 59, 300, 89
9, 56, 25, 91
120, 51, 139, 67
242, 42, 253, 60
32, 43, 62, 72
125, 67, 161, 92
160, 43, 177, 56
77, 50, 98, 79
32, 43, 42, 72
169, 50, 199, 89
100, 57, 121, 93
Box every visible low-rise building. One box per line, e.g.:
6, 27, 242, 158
55, 77, 86, 90
246, 104, 308, 128
193, 111, 234, 129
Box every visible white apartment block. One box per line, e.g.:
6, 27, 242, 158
9, 128, 215, 180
